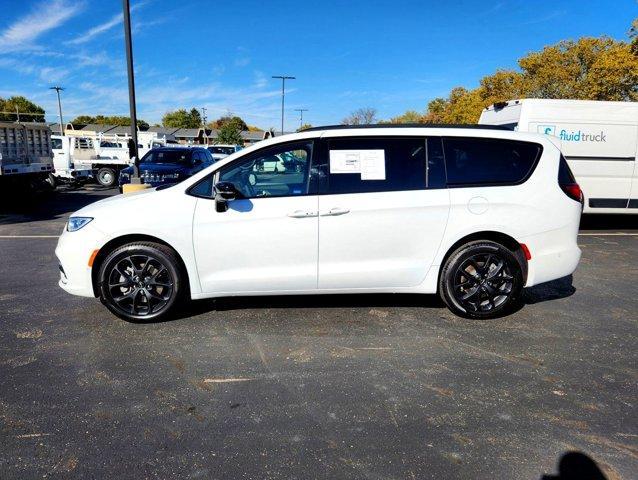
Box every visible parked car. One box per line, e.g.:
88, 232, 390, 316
118, 147, 213, 190
207, 144, 242, 162
479, 99, 638, 214
56, 125, 583, 322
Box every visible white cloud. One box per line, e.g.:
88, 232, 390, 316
0, 0, 83, 52
66, 0, 149, 45
234, 57, 251, 67
66, 12, 122, 45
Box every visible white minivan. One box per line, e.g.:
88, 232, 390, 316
56, 126, 582, 322
479, 99, 638, 214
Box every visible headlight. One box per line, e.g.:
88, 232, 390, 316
67, 217, 93, 232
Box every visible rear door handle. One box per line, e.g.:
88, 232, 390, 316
320, 207, 350, 216
287, 210, 318, 218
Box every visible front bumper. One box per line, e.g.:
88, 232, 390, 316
55, 223, 105, 297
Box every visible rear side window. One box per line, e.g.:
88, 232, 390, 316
443, 137, 542, 186
325, 137, 431, 194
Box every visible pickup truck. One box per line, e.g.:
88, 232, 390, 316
50, 135, 93, 187
0, 122, 54, 191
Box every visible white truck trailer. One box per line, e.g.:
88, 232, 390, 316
0, 122, 54, 191
479, 99, 638, 214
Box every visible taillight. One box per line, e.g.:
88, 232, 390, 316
558, 154, 584, 205
561, 183, 584, 204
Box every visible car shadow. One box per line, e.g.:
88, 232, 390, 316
0, 187, 117, 225
541, 451, 608, 480
523, 275, 576, 305
154, 275, 577, 323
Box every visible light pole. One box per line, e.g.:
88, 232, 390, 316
49, 86, 64, 135
272, 75, 295, 135
122, 0, 140, 181
294, 108, 308, 130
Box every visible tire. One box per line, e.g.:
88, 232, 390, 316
98, 242, 185, 322
96, 167, 117, 188
45, 173, 57, 190
439, 240, 524, 319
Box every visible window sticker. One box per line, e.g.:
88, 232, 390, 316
329, 150, 361, 173
329, 149, 386, 180
360, 150, 386, 180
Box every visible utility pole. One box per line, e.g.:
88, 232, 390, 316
294, 108, 308, 130
15, 105, 20, 123
49, 86, 64, 135
272, 75, 295, 135
122, 0, 140, 180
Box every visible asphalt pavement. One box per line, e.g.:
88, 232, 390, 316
0, 187, 636, 479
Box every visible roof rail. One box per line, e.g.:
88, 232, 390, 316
302, 123, 512, 132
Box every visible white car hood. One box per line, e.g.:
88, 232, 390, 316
72, 187, 159, 218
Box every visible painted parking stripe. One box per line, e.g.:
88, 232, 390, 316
578, 233, 638, 236
0, 235, 60, 238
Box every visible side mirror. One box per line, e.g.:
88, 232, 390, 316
214, 181, 238, 212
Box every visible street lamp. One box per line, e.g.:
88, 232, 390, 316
272, 75, 295, 135
49, 86, 64, 136
122, 0, 140, 182
294, 108, 308, 130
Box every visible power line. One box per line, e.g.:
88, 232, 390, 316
272, 75, 295, 135
294, 108, 308, 129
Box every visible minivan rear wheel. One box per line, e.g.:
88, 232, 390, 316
439, 241, 523, 319
98, 242, 184, 322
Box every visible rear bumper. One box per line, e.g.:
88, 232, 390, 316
521, 224, 581, 287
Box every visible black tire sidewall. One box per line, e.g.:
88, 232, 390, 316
97, 168, 117, 187
440, 241, 523, 319
98, 243, 182, 322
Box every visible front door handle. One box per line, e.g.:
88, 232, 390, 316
320, 207, 350, 216
287, 210, 318, 218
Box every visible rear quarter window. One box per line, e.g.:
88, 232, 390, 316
443, 137, 542, 186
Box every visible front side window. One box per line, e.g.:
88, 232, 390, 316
51, 138, 63, 149
217, 142, 313, 198
324, 137, 428, 195
443, 137, 542, 186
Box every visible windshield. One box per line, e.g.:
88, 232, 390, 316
143, 150, 191, 164
208, 146, 236, 155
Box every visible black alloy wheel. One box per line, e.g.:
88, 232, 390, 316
99, 243, 184, 322
440, 241, 523, 319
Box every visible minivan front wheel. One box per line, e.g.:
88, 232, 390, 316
440, 241, 523, 319
98, 242, 184, 322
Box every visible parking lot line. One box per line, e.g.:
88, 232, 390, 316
578, 233, 638, 236
0, 235, 60, 238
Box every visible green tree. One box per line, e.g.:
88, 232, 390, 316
297, 123, 313, 132
0, 96, 45, 122
216, 120, 244, 145
162, 108, 202, 128
385, 110, 426, 124
209, 115, 248, 131
70, 115, 149, 129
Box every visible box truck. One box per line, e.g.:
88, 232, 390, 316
479, 99, 638, 214
0, 122, 54, 191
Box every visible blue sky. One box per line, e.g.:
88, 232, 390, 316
0, 0, 636, 129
